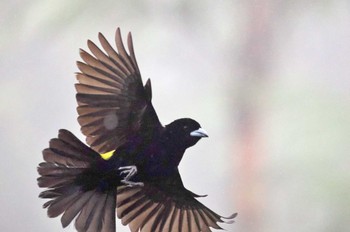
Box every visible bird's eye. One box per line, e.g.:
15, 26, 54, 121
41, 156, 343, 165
183, 126, 188, 130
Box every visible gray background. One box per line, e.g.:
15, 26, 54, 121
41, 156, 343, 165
1, 1, 350, 232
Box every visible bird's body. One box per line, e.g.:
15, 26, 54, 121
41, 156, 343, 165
79, 118, 203, 192
37, 28, 236, 232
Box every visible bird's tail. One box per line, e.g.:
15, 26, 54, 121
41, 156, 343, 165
37, 129, 116, 232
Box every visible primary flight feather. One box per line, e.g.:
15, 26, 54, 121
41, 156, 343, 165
38, 27, 237, 232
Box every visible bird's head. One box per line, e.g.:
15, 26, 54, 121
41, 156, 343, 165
165, 118, 208, 149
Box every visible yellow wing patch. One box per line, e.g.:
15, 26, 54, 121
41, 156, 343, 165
100, 150, 115, 160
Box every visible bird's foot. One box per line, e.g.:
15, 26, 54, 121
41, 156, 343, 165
118, 165, 138, 180
118, 165, 144, 187
121, 180, 144, 187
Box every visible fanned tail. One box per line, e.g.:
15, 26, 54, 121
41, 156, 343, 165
37, 129, 116, 232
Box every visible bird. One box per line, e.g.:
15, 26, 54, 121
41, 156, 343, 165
37, 28, 237, 232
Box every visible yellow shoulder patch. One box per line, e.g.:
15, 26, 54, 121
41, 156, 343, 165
100, 150, 115, 160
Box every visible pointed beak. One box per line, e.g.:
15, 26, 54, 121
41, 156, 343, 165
190, 128, 209, 138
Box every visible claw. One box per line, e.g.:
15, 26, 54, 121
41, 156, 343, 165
118, 165, 144, 187
118, 165, 138, 181
120, 170, 131, 175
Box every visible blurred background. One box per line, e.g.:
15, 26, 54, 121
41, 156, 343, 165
1, 1, 350, 231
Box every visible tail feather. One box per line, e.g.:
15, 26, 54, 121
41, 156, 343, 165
47, 186, 81, 218
37, 173, 76, 189
38, 129, 117, 232
37, 162, 86, 177
49, 138, 93, 162
78, 192, 117, 232
61, 190, 95, 228
75, 190, 101, 231
85, 192, 108, 232
101, 193, 117, 232
57, 129, 98, 159
39, 185, 73, 199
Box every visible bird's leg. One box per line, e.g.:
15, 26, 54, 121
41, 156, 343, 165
120, 180, 144, 187
118, 165, 144, 187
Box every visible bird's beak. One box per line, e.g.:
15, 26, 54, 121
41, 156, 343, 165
190, 128, 209, 138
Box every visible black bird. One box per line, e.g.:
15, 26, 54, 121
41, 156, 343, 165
37, 28, 237, 232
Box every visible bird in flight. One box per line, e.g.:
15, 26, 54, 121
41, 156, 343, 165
37, 28, 237, 232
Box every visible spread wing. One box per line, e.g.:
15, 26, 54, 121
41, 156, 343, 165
116, 172, 237, 232
75, 28, 161, 154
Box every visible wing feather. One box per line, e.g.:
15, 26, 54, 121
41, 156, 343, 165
98, 32, 130, 75
116, 183, 235, 232
115, 28, 134, 73
76, 28, 162, 153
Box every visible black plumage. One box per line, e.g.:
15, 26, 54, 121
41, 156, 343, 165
38, 28, 237, 232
